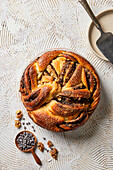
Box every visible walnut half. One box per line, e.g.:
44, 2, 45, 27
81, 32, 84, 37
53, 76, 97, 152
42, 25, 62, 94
37, 142, 44, 152
15, 120, 21, 128
47, 141, 53, 148
16, 110, 23, 119
50, 148, 58, 160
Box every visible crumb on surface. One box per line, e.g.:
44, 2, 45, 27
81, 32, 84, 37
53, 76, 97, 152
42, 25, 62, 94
47, 141, 53, 148
50, 148, 58, 160
16, 110, 23, 119
43, 137, 46, 140
15, 120, 21, 128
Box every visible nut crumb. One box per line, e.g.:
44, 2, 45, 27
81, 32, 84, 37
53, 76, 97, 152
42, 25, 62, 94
50, 148, 58, 160
15, 120, 21, 128
37, 142, 44, 152
16, 110, 23, 119
47, 141, 53, 148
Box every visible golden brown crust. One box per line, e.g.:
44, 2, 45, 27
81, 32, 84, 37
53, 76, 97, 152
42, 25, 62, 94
20, 50, 100, 132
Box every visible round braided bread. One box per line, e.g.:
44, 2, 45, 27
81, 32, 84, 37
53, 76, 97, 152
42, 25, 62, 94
20, 50, 100, 132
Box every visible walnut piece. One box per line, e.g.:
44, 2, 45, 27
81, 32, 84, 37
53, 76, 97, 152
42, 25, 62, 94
37, 142, 44, 152
47, 141, 53, 148
15, 120, 21, 128
16, 110, 23, 119
50, 148, 58, 160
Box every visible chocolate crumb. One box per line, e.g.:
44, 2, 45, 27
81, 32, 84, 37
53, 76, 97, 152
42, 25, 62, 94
33, 129, 36, 132
24, 126, 27, 130
23, 118, 25, 120
32, 126, 34, 129
22, 122, 25, 125
47, 141, 53, 148
43, 137, 46, 140
37, 142, 44, 152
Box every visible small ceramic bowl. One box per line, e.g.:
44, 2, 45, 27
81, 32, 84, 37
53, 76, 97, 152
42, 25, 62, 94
88, 9, 113, 61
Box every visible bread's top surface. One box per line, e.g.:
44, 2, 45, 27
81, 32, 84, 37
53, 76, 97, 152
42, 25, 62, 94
20, 50, 100, 131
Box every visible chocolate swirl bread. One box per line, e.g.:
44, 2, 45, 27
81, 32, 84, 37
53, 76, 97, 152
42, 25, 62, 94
20, 50, 100, 132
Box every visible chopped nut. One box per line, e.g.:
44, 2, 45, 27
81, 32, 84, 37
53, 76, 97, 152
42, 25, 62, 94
37, 142, 44, 152
15, 120, 21, 128
47, 141, 53, 148
50, 148, 58, 160
16, 110, 23, 119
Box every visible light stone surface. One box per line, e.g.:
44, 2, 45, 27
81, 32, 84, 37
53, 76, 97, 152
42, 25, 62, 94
0, 0, 113, 170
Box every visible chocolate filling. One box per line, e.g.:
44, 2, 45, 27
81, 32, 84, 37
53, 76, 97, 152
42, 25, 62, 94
64, 63, 75, 84
44, 69, 51, 76
56, 114, 87, 131
93, 76, 97, 92
68, 114, 87, 124
24, 89, 41, 102
28, 73, 31, 90
73, 84, 86, 90
49, 63, 58, 77
46, 64, 58, 78
56, 95, 91, 106
59, 61, 71, 85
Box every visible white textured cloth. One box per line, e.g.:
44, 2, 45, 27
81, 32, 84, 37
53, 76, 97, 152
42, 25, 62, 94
0, 0, 113, 169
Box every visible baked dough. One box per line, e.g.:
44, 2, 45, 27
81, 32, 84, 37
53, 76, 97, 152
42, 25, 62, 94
20, 50, 100, 132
